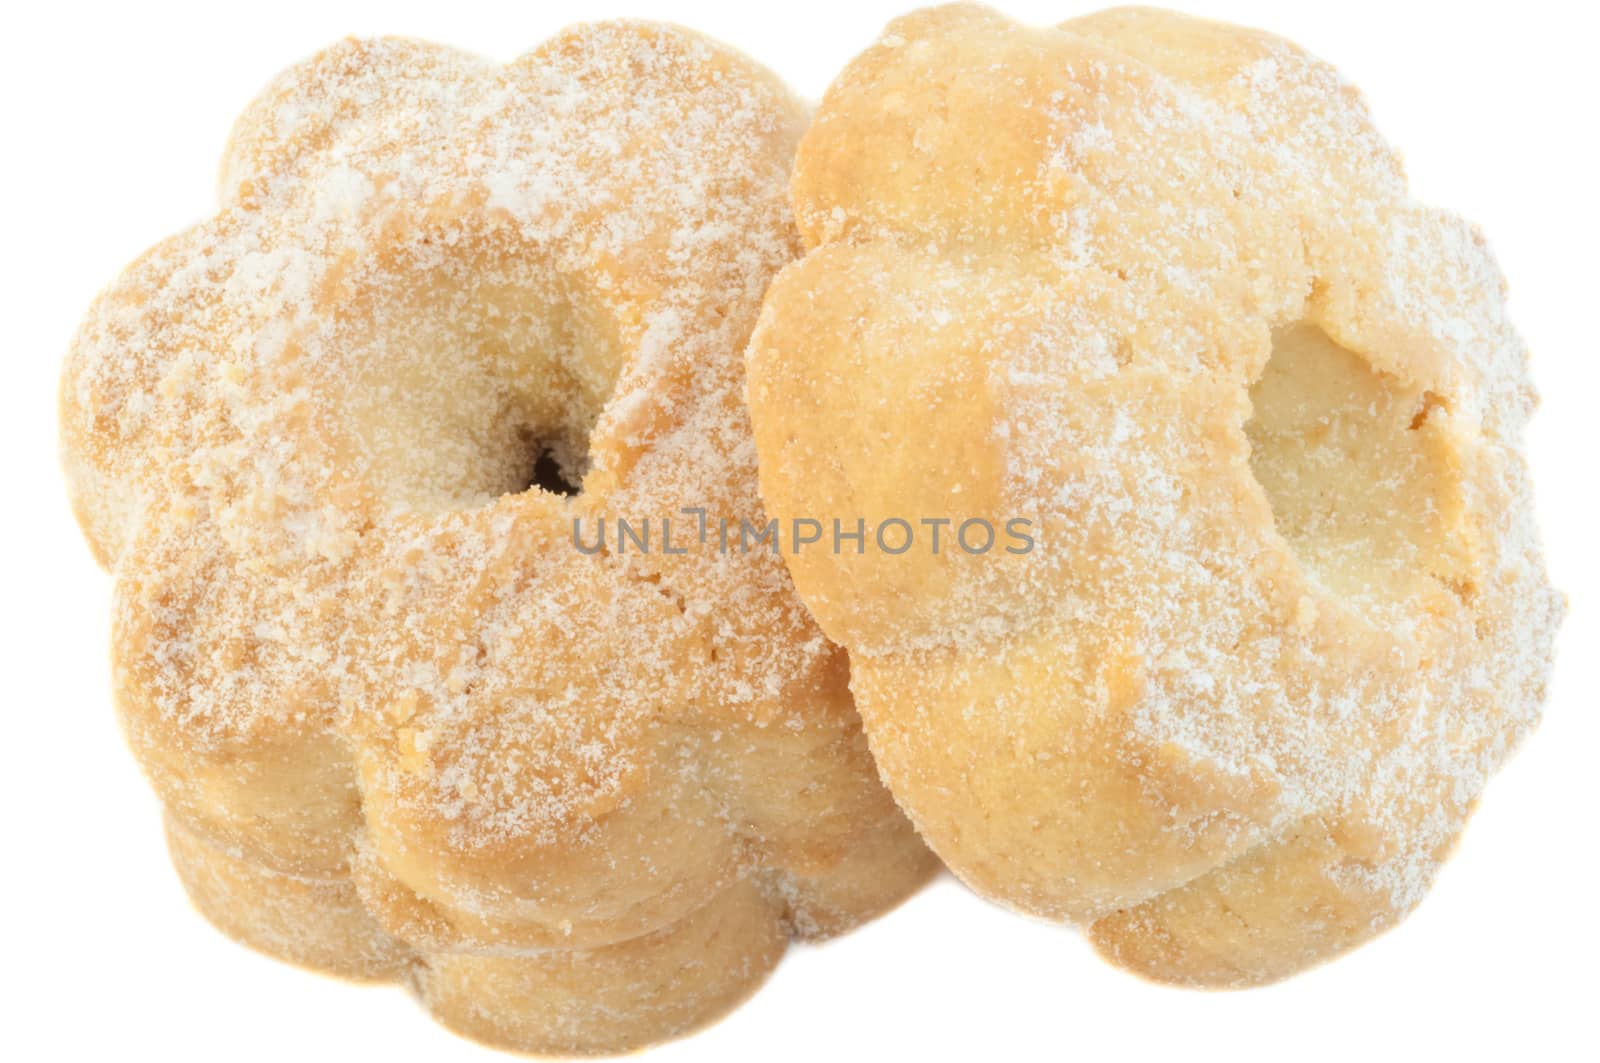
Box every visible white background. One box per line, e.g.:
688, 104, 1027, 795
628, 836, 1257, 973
4, 1, 1596, 1060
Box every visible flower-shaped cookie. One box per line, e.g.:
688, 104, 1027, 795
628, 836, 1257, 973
62, 25, 933, 1052
746, 4, 1560, 984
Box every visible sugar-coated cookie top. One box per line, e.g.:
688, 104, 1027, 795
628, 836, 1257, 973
747, 3, 1561, 984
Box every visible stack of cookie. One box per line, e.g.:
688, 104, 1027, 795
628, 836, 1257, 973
61, 4, 1560, 1054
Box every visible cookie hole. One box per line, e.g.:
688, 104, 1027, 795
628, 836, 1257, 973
1246, 323, 1467, 609
330, 221, 626, 514
516, 435, 584, 497
528, 449, 582, 497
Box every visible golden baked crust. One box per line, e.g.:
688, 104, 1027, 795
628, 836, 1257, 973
746, 3, 1561, 985
62, 25, 933, 1053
